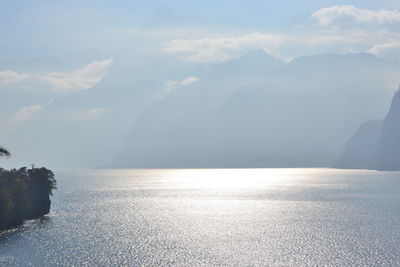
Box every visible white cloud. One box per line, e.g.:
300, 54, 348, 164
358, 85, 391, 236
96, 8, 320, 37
0, 59, 113, 92
181, 76, 199, 86
164, 32, 285, 63
369, 41, 400, 54
369, 42, 400, 59
307, 5, 400, 55
0, 70, 31, 86
161, 80, 180, 92
160, 76, 200, 93
87, 108, 104, 116
308, 30, 381, 46
312, 5, 400, 27
14, 105, 42, 122
37, 59, 113, 92
65, 108, 104, 120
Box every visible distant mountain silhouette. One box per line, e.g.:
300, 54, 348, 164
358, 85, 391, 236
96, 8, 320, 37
377, 89, 400, 170
209, 49, 284, 77
114, 53, 400, 168
335, 120, 382, 169
337, 88, 400, 170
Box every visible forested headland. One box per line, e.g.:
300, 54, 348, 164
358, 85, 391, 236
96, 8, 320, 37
0, 147, 56, 231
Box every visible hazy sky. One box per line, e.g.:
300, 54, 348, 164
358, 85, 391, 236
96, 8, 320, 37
2, 0, 400, 59
1, 1, 400, 168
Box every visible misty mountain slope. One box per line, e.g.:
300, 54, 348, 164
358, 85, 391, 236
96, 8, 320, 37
335, 120, 383, 169
377, 90, 400, 170
209, 49, 284, 78
114, 50, 285, 167
47, 49, 283, 121
50, 50, 201, 111
337, 89, 400, 171
8, 48, 206, 167
115, 53, 400, 168
121, 88, 336, 167
5, 48, 284, 167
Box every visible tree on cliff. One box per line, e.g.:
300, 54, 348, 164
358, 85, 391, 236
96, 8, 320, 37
0, 147, 10, 158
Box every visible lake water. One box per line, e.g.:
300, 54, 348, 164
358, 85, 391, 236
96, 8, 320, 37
1, 168, 400, 266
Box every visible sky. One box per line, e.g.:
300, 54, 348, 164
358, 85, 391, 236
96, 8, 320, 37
2, 0, 400, 59
1, 1, 400, 168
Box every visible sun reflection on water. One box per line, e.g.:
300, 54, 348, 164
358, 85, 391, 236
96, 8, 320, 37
152, 168, 320, 189
3, 168, 399, 266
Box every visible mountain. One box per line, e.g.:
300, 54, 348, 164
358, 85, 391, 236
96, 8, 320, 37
335, 120, 382, 169
114, 53, 400, 168
336, 89, 400, 170
377, 89, 400, 170
1, 47, 203, 167
209, 49, 284, 77
113, 50, 285, 168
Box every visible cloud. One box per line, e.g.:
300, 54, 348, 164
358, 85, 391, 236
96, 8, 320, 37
307, 6, 400, 55
0, 59, 113, 92
369, 42, 400, 59
65, 108, 104, 120
312, 5, 400, 28
160, 76, 200, 93
164, 32, 285, 63
161, 80, 180, 92
181, 76, 199, 86
87, 108, 104, 116
308, 30, 378, 46
0, 70, 31, 86
37, 59, 113, 92
14, 105, 42, 122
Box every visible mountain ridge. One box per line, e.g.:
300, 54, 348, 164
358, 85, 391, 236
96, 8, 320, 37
337, 88, 400, 171
113, 53, 400, 168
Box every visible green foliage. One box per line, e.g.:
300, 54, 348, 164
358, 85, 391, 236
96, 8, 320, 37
0, 167, 57, 230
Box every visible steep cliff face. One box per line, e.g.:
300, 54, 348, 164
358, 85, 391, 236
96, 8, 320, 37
337, 89, 400, 170
0, 167, 56, 231
335, 120, 382, 169
377, 90, 400, 170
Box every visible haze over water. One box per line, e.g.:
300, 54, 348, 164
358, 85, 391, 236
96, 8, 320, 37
1, 168, 400, 266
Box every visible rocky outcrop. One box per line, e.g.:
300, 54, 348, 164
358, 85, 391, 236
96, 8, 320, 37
337, 89, 400, 170
376, 90, 400, 170
0, 167, 56, 231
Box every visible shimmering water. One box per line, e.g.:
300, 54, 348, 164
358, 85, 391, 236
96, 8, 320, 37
1, 168, 400, 266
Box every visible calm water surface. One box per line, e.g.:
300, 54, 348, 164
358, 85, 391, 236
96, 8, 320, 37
1, 168, 400, 266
